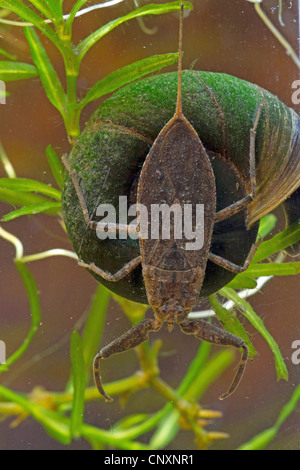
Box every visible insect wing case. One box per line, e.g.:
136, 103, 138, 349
137, 114, 216, 313
62, 71, 300, 303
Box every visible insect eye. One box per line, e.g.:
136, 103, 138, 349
160, 305, 168, 314
161, 300, 184, 315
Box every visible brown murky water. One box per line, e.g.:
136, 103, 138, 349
0, 0, 299, 450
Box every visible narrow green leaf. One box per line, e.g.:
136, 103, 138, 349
185, 350, 235, 401
81, 422, 150, 450
46, 145, 64, 189
0, 385, 71, 445
81, 285, 111, 384
2, 201, 62, 221
80, 53, 179, 107
149, 343, 212, 449
150, 350, 234, 449
66, 0, 88, 27
0, 188, 53, 207
227, 276, 258, 289
76, 1, 193, 60
24, 27, 67, 116
0, 61, 38, 81
0, 177, 61, 201
258, 214, 277, 239
240, 428, 277, 450
15, 262, 41, 329
253, 221, 300, 263
178, 342, 212, 396
209, 295, 257, 358
0, 384, 147, 448
149, 411, 179, 450
46, 0, 63, 19
221, 287, 288, 381
112, 414, 150, 432
34, 409, 71, 445
0, 0, 63, 51
238, 385, 300, 450
239, 262, 300, 278
70, 331, 86, 439
28, 0, 63, 23
26, 0, 55, 22
4, 263, 41, 368
64, 284, 111, 394
0, 48, 17, 60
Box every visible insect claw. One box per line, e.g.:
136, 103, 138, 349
218, 345, 248, 400
104, 393, 114, 403
93, 354, 113, 402
218, 392, 230, 401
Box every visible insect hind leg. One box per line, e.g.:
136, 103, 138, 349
179, 319, 248, 400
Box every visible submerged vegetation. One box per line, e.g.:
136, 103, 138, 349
0, 0, 299, 450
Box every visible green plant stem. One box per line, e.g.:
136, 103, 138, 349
58, 39, 81, 139
52, 373, 150, 407
238, 384, 300, 450
135, 341, 216, 448
0, 375, 147, 416
0, 141, 16, 178
221, 287, 288, 381
20, 249, 78, 264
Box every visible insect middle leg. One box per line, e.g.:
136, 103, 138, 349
94, 318, 162, 401
179, 319, 248, 400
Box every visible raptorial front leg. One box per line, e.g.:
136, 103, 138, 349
215, 103, 263, 224
63, 155, 141, 279
62, 156, 139, 236
62, 155, 98, 230
94, 318, 162, 401
179, 319, 248, 400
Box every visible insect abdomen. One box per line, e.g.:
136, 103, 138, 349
143, 265, 203, 318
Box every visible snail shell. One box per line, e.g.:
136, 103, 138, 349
62, 71, 300, 303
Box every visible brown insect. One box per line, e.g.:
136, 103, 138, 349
63, 4, 262, 401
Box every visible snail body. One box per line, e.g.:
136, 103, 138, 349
62, 70, 300, 303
